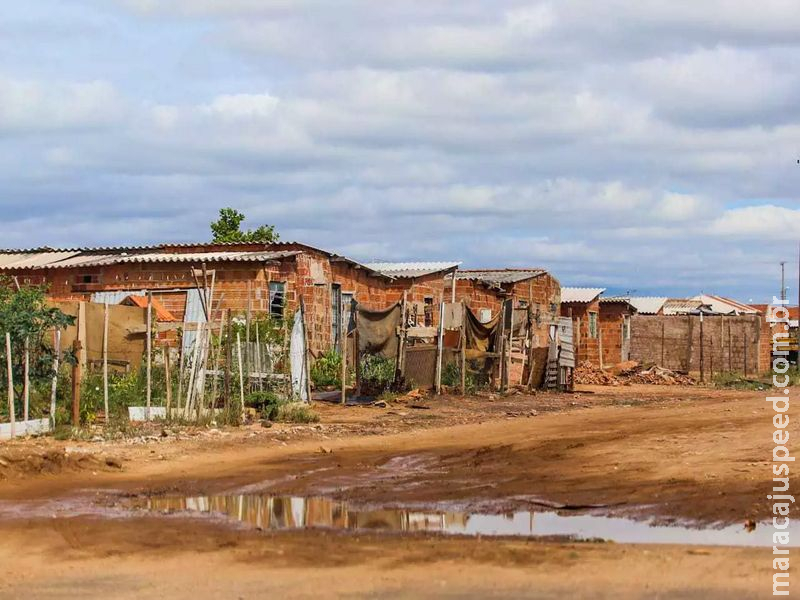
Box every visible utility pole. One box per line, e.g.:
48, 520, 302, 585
781, 261, 787, 302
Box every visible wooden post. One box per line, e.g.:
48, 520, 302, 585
5, 333, 14, 438
146, 292, 153, 421
435, 294, 445, 394
744, 331, 749, 377
728, 322, 733, 372
50, 330, 61, 428
396, 292, 408, 380
710, 336, 714, 381
661, 321, 665, 367
236, 332, 245, 421
699, 313, 705, 382
103, 302, 109, 421
245, 281, 252, 394
163, 346, 172, 414
224, 313, 232, 413
71, 340, 82, 427
340, 304, 348, 405
460, 301, 466, 395
22, 337, 29, 423
77, 301, 87, 371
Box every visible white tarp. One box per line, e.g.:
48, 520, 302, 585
290, 309, 309, 402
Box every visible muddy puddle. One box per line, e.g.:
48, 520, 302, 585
141, 493, 796, 547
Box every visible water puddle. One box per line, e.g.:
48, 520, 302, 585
141, 493, 798, 547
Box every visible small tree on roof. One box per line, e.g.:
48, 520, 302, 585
210, 208, 279, 243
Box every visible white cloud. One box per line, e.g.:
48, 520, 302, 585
0, 78, 123, 133
708, 205, 800, 239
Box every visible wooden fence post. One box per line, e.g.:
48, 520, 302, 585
50, 330, 61, 428
6, 333, 14, 438
71, 340, 82, 427
103, 302, 109, 421
146, 292, 152, 421
340, 304, 348, 405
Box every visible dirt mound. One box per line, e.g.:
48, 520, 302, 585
0, 447, 122, 480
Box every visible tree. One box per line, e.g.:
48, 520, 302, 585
0, 278, 74, 417
210, 208, 279, 243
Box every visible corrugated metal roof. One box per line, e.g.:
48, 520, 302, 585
0, 251, 81, 270
364, 261, 461, 278
626, 297, 668, 314
693, 294, 759, 315
456, 269, 547, 285
0, 250, 301, 270
662, 298, 706, 315
560, 287, 605, 303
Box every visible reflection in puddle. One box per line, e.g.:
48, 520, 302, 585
143, 494, 798, 547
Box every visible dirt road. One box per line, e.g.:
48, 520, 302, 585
0, 385, 791, 599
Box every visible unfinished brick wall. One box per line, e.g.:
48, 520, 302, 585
507, 274, 561, 349
629, 314, 770, 375
561, 299, 601, 366
598, 302, 635, 367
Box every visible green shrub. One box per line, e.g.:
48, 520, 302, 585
246, 390, 287, 420
359, 354, 395, 396
311, 349, 342, 388
275, 402, 320, 423
441, 361, 477, 394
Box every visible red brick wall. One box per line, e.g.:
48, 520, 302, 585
598, 303, 635, 367
561, 299, 601, 365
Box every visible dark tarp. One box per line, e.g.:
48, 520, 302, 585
463, 305, 501, 359
356, 303, 401, 359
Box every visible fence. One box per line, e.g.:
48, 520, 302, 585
629, 314, 768, 377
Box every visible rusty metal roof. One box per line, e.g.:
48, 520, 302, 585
364, 261, 461, 278
560, 287, 605, 303
456, 269, 547, 285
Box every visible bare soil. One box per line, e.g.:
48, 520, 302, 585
0, 385, 791, 599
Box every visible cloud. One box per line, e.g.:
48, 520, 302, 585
1, 1, 800, 300
0, 78, 123, 133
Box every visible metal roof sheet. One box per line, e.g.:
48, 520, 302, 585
0, 250, 300, 270
662, 298, 707, 315
364, 261, 461, 278
456, 269, 547, 285
626, 297, 668, 314
692, 294, 759, 315
560, 287, 605, 303
0, 251, 81, 270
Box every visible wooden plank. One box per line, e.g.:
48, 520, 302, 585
5, 333, 14, 437
49, 330, 61, 428
103, 303, 109, 420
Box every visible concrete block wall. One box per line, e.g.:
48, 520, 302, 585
629, 314, 771, 375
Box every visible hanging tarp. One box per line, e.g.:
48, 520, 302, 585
463, 305, 501, 359
290, 309, 309, 402
182, 288, 207, 356
356, 303, 402, 359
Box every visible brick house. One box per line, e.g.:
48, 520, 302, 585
560, 287, 604, 366
452, 269, 561, 348
0, 242, 455, 357
598, 297, 637, 367
363, 262, 461, 327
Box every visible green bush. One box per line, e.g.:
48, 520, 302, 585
311, 349, 342, 388
275, 402, 320, 423
246, 390, 286, 420
359, 354, 395, 396
441, 361, 478, 394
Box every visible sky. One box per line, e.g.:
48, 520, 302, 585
1, 1, 799, 301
